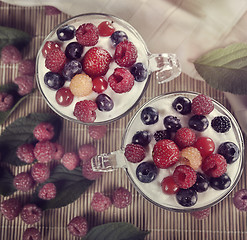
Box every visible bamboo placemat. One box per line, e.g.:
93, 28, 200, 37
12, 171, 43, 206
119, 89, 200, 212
0, 2, 247, 240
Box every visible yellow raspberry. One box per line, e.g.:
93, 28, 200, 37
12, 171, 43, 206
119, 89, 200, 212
69, 73, 93, 97
180, 147, 202, 170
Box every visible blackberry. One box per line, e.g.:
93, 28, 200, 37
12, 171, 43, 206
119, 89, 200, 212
163, 115, 181, 132
141, 107, 159, 125
136, 162, 158, 183
132, 130, 151, 147
211, 116, 231, 133
188, 115, 209, 132
154, 130, 171, 141
172, 96, 191, 115
218, 142, 240, 164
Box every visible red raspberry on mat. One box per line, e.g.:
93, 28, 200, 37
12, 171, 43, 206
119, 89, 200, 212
0, 92, 14, 111
191, 94, 214, 115
201, 153, 227, 178
174, 127, 196, 149
0, 198, 22, 221
114, 40, 137, 67
13, 75, 34, 96
233, 189, 247, 211
67, 216, 88, 237
61, 152, 80, 170
23, 227, 41, 240
190, 208, 211, 220
45, 48, 66, 72
13, 172, 34, 192
88, 125, 107, 140
78, 144, 97, 162
82, 158, 103, 180
38, 183, 56, 200
21, 204, 42, 225
152, 139, 179, 169
31, 163, 50, 183
180, 147, 202, 170
124, 143, 145, 163
112, 187, 132, 209
91, 192, 112, 212
33, 122, 55, 142
16, 143, 35, 164
76, 23, 99, 46
18, 59, 35, 75
45, 6, 61, 15
42, 41, 61, 58
34, 141, 56, 163
73, 100, 97, 123
1, 45, 22, 64
52, 142, 65, 160
173, 165, 197, 189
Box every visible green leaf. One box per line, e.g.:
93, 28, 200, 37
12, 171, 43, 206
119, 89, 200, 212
194, 43, 247, 94
0, 26, 31, 51
83, 222, 150, 240
0, 113, 62, 166
0, 167, 16, 196
31, 165, 94, 210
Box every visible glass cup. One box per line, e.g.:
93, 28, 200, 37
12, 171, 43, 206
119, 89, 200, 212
91, 91, 244, 212
35, 13, 181, 125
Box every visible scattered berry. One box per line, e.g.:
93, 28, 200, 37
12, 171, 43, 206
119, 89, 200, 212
110, 31, 128, 46
124, 143, 146, 163
172, 96, 191, 115
45, 48, 66, 72
33, 122, 54, 142
16, 143, 35, 163
91, 192, 111, 212
161, 176, 179, 195
45, 5, 61, 15
193, 137, 215, 158
76, 23, 99, 46
33, 141, 56, 163
55, 87, 74, 106
189, 115, 209, 132
23, 227, 41, 240
95, 93, 114, 111
65, 42, 83, 59
82, 158, 103, 180
141, 107, 159, 125
73, 100, 97, 123
13, 172, 34, 192
44, 71, 65, 90
88, 125, 107, 140
57, 25, 75, 41
190, 208, 210, 220
18, 59, 35, 75
136, 161, 158, 183
92, 76, 108, 93
174, 127, 196, 149
112, 187, 132, 209
191, 94, 214, 115
218, 142, 240, 164
130, 62, 148, 82
13, 75, 34, 96
163, 115, 181, 132
211, 116, 231, 133
21, 204, 42, 225
61, 152, 80, 170
153, 130, 171, 142
0, 92, 14, 111
98, 21, 115, 37
176, 188, 198, 207
132, 130, 151, 147
62, 60, 82, 81
52, 142, 65, 160
31, 163, 50, 183
67, 216, 88, 237
1, 45, 22, 64
233, 189, 247, 211
192, 172, 209, 193
210, 173, 231, 190
0, 198, 22, 221
38, 183, 57, 200
180, 147, 202, 170
42, 41, 60, 58
78, 144, 97, 162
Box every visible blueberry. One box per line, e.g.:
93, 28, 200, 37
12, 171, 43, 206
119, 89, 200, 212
136, 161, 158, 183
141, 107, 159, 125
218, 142, 240, 164
188, 115, 209, 132
172, 96, 191, 115
163, 115, 181, 132
44, 72, 65, 90
96, 94, 114, 111
176, 188, 198, 207
193, 172, 209, 192
130, 62, 148, 82
211, 116, 231, 133
57, 25, 75, 41
110, 31, 128, 46
153, 130, 171, 142
62, 60, 82, 81
210, 173, 231, 190
132, 131, 151, 147
65, 42, 83, 59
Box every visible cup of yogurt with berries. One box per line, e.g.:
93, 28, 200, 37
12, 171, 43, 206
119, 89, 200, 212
35, 13, 181, 124
92, 91, 244, 212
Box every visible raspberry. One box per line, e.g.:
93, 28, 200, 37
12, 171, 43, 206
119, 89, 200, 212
21, 204, 42, 225
45, 6, 61, 15
78, 144, 97, 162
180, 147, 202, 170
174, 127, 196, 149
201, 153, 227, 177
108, 68, 134, 93
153, 130, 171, 142
38, 183, 56, 200
114, 40, 137, 67
91, 192, 111, 212
88, 125, 107, 140
13, 75, 34, 96
1, 45, 22, 64
52, 142, 65, 160
33, 122, 55, 142
33, 141, 56, 163
76, 23, 99, 46
124, 143, 145, 163
233, 189, 247, 211
152, 139, 179, 169
0, 92, 14, 111
16, 143, 35, 163
13, 172, 34, 192
23, 227, 41, 240
173, 165, 197, 189
45, 48, 66, 72
112, 187, 132, 209
61, 152, 80, 170
82, 158, 103, 180
211, 116, 231, 133
0, 198, 22, 221
42, 41, 60, 58
31, 163, 50, 183
18, 59, 35, 75
190, 208, 211, 220
73, 100, 97, 123
69, 73, 93, 97
191, 94, 214, 115
67, 216, 88, 237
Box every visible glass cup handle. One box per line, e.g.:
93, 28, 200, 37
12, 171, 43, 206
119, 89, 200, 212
148, 53, 181, 84
91, 150, 126, 172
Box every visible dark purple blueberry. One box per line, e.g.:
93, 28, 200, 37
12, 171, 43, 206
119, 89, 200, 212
141, 107, 159, 125
44, 72, 65, 90
57, 25, 75, 41
136, 161, 158, 183
189, 115, 209, 132
96, 94, 114, 111
153, 130, 171, 142
130, 62, 148, 82
211, 116, 231, 133
62, 60, 82, 81
193, 172, 209, 193
218, 142, 240, 164
110, 31, 128, 46
65, 42, 83, 59
233, 189, 247, 211
172, 96, 191, 115
210, 173, 231, 190
163, 115, 181, 132
176, 188, 198, 207
132, 131, 151, 147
